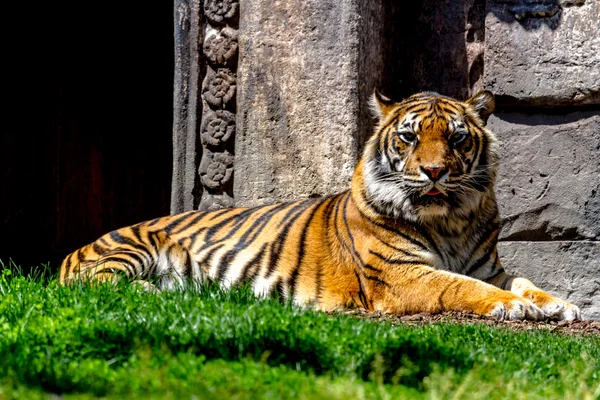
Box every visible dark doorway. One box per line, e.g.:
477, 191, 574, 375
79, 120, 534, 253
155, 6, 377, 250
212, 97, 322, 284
2, 2, 174, 272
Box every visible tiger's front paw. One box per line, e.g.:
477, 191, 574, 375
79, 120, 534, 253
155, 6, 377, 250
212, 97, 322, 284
487, 297, 546, 321
521, 289, 581, 321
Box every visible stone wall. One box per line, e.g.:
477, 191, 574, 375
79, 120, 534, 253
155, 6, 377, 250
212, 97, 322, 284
171, 0, 599, 318
485, 0, 600, 319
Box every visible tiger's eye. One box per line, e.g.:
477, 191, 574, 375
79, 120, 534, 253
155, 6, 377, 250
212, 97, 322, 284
451, 132, 468, 145
398, 131, 417, 144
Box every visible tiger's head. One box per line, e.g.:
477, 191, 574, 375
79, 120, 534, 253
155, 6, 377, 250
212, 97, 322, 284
358, 90, 498, 224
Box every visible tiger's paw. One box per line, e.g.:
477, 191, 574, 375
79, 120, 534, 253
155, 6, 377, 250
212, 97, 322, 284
520, 289, 582, 321
131, 279, 160, 294
542, 301, 581, 321
486, 297, 546, 321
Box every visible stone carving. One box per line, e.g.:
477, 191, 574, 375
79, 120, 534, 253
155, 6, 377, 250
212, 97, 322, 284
201, 109, 236, 147
199, 150, 235, 189
204, 0, 239, 25
196, 0, 239, 210
202, 67, 237, 109
203, 27, 238, 66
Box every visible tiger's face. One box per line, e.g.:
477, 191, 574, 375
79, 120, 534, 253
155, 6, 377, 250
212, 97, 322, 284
362, 90, 497, 223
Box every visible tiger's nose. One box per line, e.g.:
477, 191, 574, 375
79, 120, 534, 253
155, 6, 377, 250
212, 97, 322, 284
421, 165, 447, 181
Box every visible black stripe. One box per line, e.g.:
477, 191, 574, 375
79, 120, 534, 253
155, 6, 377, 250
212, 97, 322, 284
403, 105, 429, 115
128, 226, 154, 265
130, 225, 144, 244
200, 243, 226, 274
111, 249, 147, 269
354, 270, 369, 309
149, 232, 163, 253
464, 240, 497, 277
362, 217, 429, 252
64, 253, 76, 278
147, 218, 162, 227
199, 207, 260, 245
411, 224, 444, 264
277, 199, 316, 228
464, 221, 500, 267
77, 249, 85, 263
184, 251, 192, 278
359, 186, 389, 218
167, 212, 206, 235
163, 211, 197, 234
92, 242, 105, 256
275, 278, 286, 300
287, 198, 328, 299
108, 230, 154, 267
109, 230, 135, 247
363, 274, 390, 287
374, 239, 414, 257
468, 132, 481, 175
214, 204, 286, 281
383, 129, 394, 167
209, 208, 236, 221
368, 249, 423, 266
239, 243, 269, 283
239, 203, 290, 247
342, 193, 363, 264
97, 256, 138, 277
333, 194, 362, 269
264, 199, 319, 277
363, 263, 382, 273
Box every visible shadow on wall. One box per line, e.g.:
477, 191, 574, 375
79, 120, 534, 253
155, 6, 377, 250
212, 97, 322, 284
488, 0, 564, 30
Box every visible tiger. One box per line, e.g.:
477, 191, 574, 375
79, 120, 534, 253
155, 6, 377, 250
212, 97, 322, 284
59, 90, 582, 321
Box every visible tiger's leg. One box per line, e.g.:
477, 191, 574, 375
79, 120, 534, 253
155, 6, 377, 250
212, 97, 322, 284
60, 233, 200, 291
487, 272, 581, 321
371, 267, 546, 321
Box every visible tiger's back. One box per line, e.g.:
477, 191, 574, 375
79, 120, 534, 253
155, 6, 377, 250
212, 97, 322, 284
60, 194, 362, 310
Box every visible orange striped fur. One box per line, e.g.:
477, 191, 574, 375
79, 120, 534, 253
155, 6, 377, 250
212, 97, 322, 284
59, 90, 581, 321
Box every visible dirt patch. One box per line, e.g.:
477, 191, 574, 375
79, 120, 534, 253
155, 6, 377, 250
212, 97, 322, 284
339, 310, 600, 336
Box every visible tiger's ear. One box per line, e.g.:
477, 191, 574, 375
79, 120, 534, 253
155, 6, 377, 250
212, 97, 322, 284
466, 90, 495, 125
370, 89, 397, 121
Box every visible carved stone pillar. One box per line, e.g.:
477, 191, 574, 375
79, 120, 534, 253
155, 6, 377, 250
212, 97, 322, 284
171, 0, 239, 213
199, 1, 239, 210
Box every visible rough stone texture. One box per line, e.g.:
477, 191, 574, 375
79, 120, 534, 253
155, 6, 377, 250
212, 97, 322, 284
498, 241, 600, 319
485, 0, 600, 106
171, 0, 203, 213
490, 111, 600, 241
235, 0, 370, 206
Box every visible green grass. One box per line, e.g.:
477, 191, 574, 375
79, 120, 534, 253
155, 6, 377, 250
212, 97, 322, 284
0, 263, 599, 399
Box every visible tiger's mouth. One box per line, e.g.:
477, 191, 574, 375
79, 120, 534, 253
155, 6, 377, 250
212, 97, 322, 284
410, 185, 458, 208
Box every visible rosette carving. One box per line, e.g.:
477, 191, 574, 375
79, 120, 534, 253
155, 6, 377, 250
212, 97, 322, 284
199, 150, 234, 189
203, 27, 238, 66
204, 0, 239, 25
201, 109, 236, 147
202, 68, 236, 108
